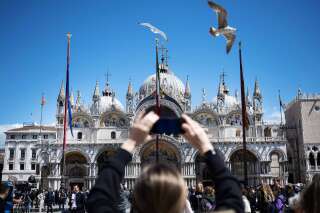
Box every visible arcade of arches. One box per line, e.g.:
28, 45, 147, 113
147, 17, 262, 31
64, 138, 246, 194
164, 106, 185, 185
43, 147, 286, 190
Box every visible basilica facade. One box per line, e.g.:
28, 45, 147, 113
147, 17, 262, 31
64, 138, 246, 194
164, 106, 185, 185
3, 60, 288, 190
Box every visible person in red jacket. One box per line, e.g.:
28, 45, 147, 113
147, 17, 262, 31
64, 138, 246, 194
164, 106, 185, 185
87, 111, 244, 213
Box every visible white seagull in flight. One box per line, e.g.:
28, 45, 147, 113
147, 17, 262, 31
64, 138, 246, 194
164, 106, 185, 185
139, 22, 168, 41
208, 1, 236, 54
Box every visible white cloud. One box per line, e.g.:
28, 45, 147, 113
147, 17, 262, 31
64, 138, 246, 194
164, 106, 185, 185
264, 107, 285, 124
0, 124, 23, 147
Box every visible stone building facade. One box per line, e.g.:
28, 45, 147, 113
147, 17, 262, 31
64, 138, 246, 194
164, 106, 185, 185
285, 90, 320, 183
3, 59, 288, 190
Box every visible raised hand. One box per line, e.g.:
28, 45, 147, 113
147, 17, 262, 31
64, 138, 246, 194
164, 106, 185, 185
121, 111, 159, 153
181, 114, 214, 155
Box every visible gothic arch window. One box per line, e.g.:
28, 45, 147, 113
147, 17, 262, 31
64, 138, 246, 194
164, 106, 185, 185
111, 131, 116, 139
264, 127, 272, 137
309, 152, 315, 167
59, 101, 63, 107
77, 132, 83, 140
270, 153, 280, 177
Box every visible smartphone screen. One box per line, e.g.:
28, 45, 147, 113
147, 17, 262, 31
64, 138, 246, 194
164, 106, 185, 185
150, 118, 184, 135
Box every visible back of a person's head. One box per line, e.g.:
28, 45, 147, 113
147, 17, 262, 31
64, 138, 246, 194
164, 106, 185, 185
196, 182, 204, 193
0, 182, 9, 195
132, 163, 186, 213
300, 174, 320, 213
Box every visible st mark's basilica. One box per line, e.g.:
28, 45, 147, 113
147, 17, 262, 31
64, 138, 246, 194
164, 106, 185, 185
2, 51, 288, 190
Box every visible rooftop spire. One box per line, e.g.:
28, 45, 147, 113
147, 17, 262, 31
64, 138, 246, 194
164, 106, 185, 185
253, 78, 261, 99
103, 72, 113, 96
202, 88, 207, 104
126, 78, 133, 97
246, 87, 251, 105
218, 71, 229, 96
58, 80, 65, 101
184, 75, 191, 98
76, 90, 81, 107
158, 45, 169, 73
93, 80, 100, 100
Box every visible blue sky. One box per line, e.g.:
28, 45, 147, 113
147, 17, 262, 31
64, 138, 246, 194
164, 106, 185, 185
0, 0, 319, 145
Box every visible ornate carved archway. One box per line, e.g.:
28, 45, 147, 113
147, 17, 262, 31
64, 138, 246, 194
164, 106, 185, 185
230, 149, 259, 186
140, 140, 181, 169
61, 152, 88, 178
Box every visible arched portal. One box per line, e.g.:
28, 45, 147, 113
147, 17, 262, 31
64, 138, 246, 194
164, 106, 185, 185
230, 149, 259, 186
140, 140, 181, 169
96, 149, 117, 175
61, 152, 88, 190
195, 150, 224, 186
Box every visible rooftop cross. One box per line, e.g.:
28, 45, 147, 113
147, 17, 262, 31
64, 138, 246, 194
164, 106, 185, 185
220, 71, 227, 84
105, 71, 111, 84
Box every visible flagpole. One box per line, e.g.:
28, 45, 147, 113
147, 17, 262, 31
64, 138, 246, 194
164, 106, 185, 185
61, 32, 71, 189
239, 42, 248, 186
39, 93, 45, 189
278, 90, 283, 126
155, 39, 160, 163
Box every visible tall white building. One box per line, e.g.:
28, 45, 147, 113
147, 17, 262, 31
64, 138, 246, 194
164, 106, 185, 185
3, 53, 288, 190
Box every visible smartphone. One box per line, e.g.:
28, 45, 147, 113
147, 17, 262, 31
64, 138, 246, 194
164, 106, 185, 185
150, 118, 185, 135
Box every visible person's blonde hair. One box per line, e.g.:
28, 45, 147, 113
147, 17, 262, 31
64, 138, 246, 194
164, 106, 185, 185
196, 182, 204, 193
132, 163, 187, 213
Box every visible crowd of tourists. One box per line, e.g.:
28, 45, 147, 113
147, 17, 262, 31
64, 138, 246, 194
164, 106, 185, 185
186, 180, 305, 213
0, 182, 89, 213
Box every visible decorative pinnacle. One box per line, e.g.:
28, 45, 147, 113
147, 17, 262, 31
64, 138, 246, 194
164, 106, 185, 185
66, 32, 72, 40
58, 80, 65, 100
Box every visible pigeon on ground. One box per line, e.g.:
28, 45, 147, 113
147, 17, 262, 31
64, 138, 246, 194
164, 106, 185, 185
208, 1, 236, 54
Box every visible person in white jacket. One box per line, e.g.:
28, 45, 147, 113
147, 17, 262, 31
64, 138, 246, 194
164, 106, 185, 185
37, 191, 44, 213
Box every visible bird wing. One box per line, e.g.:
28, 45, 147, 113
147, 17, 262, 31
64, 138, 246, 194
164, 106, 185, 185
224, 32, 236, 54
208, 1, 228, 28
139, 22, 168, 41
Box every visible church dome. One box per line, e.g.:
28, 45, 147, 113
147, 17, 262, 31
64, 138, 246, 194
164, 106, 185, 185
139, 68, 185, 104
99, 95, 124, 113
